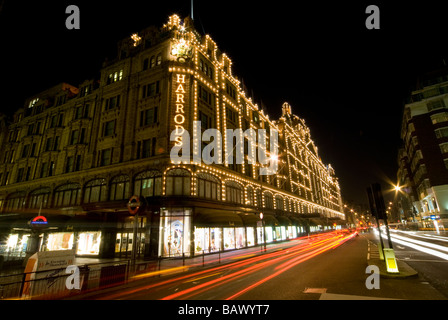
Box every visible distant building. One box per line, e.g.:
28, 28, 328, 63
397, 67, 448, 228
0, 15, 344, 261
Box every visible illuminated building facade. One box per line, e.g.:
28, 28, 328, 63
0, 15, 344, 260
397, 68, 448, 228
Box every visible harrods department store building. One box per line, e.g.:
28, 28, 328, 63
0, 15, 344, 260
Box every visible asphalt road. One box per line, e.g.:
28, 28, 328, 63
69, 230, 447, 301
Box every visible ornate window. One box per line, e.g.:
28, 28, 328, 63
264, 192, 274, 209
5, 192, 26, 210
197, 173, 221, 200
54, 183, 81, 207
275, 195, 284, 210
84, 178, 107, 203
110, 175, 130, 201
29, 188, 51, 209
165, 169, 191, 196
225, 181, 243, 204
134, 170, 162, 197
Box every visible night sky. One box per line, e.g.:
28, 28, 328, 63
1, 0, 448, 205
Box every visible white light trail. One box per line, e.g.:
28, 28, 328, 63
389, 237, 448, 261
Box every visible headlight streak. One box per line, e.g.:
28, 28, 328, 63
389, 233, 448, 254
375, 229, 448, 261
391, 229, 448, 243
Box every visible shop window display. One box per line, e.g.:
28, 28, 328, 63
46, 232, 74, 251
159, 208, 191, 257
77, 231, 101, 255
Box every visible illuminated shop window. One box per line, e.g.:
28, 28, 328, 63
45, 232, 74, 251
246, 227, 255, 247
159, 208, 191, 257
223, 228, 235, 250
194, 227, 221, 254
77, 232, 101, 255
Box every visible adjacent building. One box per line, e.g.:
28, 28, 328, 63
0, 15, 344, 262
397, 67, 448, 228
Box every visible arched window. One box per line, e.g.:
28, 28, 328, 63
54, 183, 81, 207
197, 172, 221, 200
29, 188, 51, 209
84, 178, 107, 203
134, 170, 162, 197
275, 195, 284, 210
264, 192, 273, 209
5, 192, 26, 210
225, 181, 243, 204
150, 56, 156, 68
110, 175, 130, 201
166, 169, 191, 196
156, 53, 162, 66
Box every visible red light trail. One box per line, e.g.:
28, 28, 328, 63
95, 230, 357, 300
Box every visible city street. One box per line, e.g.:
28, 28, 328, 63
382, 229, 448, 298
68, 230, 446, 300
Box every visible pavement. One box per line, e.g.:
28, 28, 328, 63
366, 236, 419, 279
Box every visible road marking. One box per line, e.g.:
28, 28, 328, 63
319, 293, 399, 300
303, 288, 327, 294
183, 272, 223, 283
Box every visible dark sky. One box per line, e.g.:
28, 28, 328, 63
1, 0, 448, 205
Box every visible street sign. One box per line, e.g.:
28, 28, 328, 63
128, 195, 141, 215
430, 215, 436, 220
29, 215, 48, 229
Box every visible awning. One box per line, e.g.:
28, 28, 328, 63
309, 218, 322, 226
328, 217, 346, 226
289, 216, 306, 226
276, 216, 292, 226
260, 214, 278, 227
238, 213, 261, 227
195, 209, 244, 228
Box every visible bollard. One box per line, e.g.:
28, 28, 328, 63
383, 248, 399, 273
